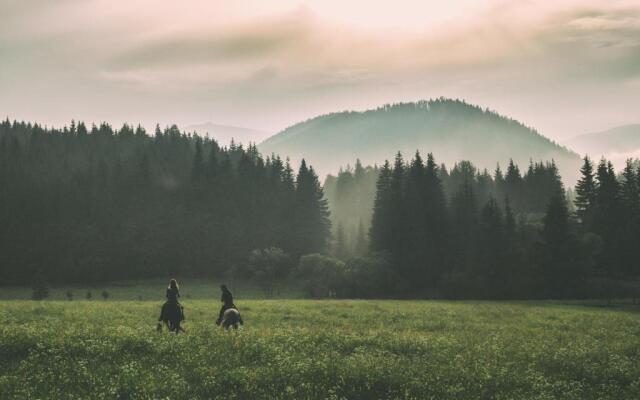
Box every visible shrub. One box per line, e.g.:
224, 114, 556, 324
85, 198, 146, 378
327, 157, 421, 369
297, 254, 346, 298
342, 254, 400, 298
101, 290, 109, 300
66, 291, 73, 301
246, 247, 292, 297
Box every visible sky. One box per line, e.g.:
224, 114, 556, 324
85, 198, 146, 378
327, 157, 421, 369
1, 0, 639, 142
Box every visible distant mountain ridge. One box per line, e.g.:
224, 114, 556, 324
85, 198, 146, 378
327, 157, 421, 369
185, 122, 271, 146
564, 124, 640, 167
259, 98, 582, 183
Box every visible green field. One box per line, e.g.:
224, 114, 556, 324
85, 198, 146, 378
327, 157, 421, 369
1, 295, 640, 399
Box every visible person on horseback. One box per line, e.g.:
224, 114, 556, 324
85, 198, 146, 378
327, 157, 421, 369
166, 279, 180, 304
216, 284, 241, 326
157, 279, 185, 331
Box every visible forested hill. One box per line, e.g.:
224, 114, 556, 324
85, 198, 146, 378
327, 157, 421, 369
0, 120, 330, 285
259, 98, 582, 183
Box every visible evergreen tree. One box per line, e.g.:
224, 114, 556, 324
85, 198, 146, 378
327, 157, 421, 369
206, 145, 218, 181
594, 159, 622, 283
388, 152, 407, 275
537, 193, 580, 298
450, 178, 477, 273
404, 151, 427, 283
505, 159, 523, 210
620, 159, 640, 278
574, 156, 596, 229
369, 160, 392, 252
475, 169, 494, 208
423, 153, 448, 286
621, 159, 640, 216
191, 136, 205, 181
77, 121, 88, 137
494, 164, 505, 202
293, 160, 331, 256
504, 197, 516, 239
0, 120, 329, 284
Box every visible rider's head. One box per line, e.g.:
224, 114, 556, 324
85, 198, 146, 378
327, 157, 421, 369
169, 279, 179, 291
220, 284, 227, 291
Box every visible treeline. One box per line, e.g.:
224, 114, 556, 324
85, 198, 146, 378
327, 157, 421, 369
326, 155, 567, 261
360, 151, 640, 299
0, 120, 330, 285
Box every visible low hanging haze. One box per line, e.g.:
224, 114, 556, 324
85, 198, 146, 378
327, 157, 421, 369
1, 0, 639, 142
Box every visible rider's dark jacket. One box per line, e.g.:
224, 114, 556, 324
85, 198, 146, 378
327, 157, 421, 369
159, 287, 182, 322
216, 287, 236, 325
166, 287, 180, 304
221, 288, 234, 307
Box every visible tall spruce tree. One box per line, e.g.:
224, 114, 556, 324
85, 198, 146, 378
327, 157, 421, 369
505, 159, 523, 210
537, 192, 580, 298
404, 151, 427, 285
574, 156, 597, 229
388, 152, 407, 276
494, 164, 506, 202
369, 160, 392, 252
423, 153, 448, 286
594, 159, 622, 284
620, 159, 640, 279
293, 160, 331, 256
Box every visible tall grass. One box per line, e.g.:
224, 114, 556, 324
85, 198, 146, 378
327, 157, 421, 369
1, 299, 639, 399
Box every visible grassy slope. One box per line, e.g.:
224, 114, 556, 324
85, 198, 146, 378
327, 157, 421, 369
1, 299, 639, 399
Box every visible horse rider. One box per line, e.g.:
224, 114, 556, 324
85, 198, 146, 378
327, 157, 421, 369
157, 279, 184, 330
216, 284, 239, 325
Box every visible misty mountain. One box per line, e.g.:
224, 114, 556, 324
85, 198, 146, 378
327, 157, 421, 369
185, 122, 271, 146
564, 124, 640, 166
259, 98, 582, 183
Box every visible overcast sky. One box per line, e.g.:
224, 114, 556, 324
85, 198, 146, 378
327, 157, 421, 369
1, 0, 639, 141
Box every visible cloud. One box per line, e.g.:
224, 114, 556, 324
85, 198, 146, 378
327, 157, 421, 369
1, 0, 639, 137
110, 18, 309, 70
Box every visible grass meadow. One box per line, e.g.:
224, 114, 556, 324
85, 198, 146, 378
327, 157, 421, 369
1, 284, 639, 399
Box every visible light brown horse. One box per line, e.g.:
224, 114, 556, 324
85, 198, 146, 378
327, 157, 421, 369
220, 308, 243, 330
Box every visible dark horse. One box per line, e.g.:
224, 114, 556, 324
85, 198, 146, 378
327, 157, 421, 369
219, 308, 243, 330
157, 303, 185, 333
